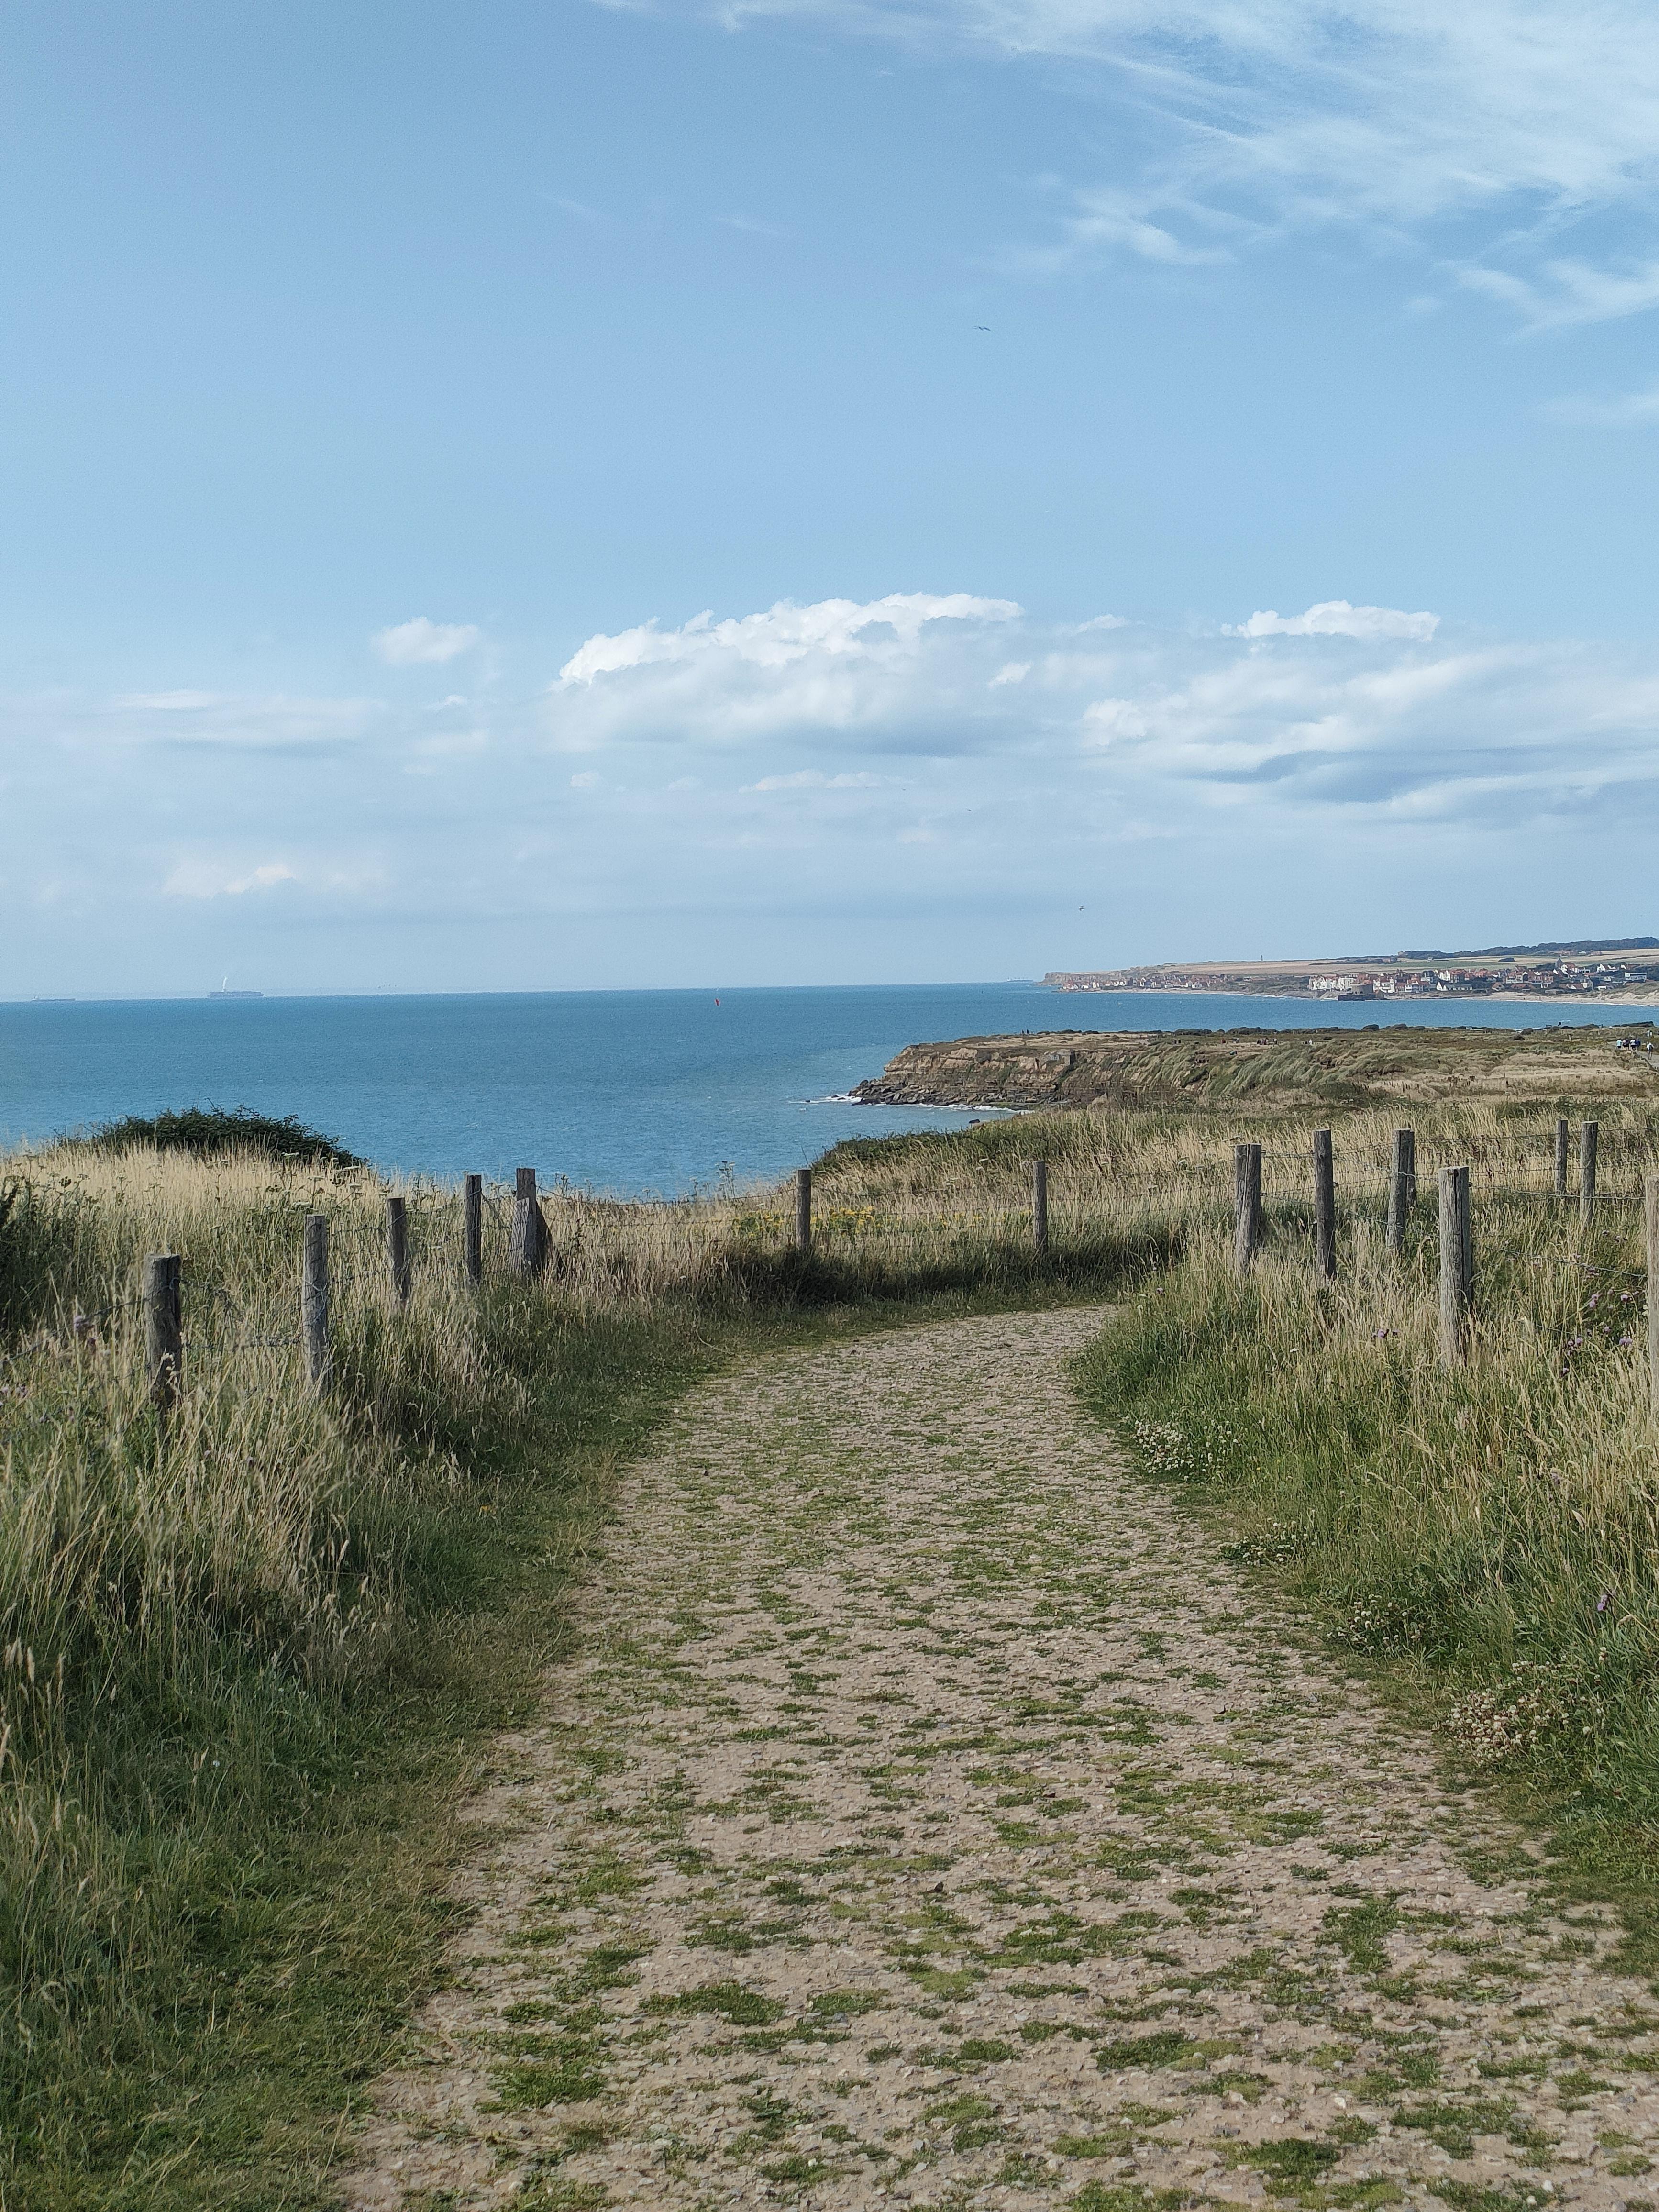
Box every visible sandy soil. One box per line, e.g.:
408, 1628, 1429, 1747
341, 1309, 1659, 2212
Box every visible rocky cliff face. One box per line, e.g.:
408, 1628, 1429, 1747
852, 1026, 1659, 1111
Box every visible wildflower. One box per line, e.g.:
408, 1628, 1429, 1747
1598, 1592, 1612, 1614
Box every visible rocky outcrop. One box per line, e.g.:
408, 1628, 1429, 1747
852, 1025, 1659, 1111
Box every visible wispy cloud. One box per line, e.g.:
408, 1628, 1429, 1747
161, 859, 297, 899
1457, 258, 1659, 332
1543, 383, 1659, 427
684, 1, 1659, 322
1225, 599, 1440, 641
107, 691, 380, 751
373, 617, 482, 665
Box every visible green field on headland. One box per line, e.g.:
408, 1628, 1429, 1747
7, 1071, 1659, 2203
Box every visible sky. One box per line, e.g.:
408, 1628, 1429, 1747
5, 0, 1659, 995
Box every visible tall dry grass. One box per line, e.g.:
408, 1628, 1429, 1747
0, 1124, 1167, 2200
1077, 1094, 1659, 1871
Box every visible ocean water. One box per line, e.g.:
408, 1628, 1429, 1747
0, 985, 1649, 1195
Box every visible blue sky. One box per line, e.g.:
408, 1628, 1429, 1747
6, 0, 1659, 994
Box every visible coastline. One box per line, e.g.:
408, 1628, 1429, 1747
1044, 989, 1659, 1013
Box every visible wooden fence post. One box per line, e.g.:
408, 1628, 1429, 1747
302, 1215, 330, 1388
795, 1167, 812, 1254
1386, 1127, 1415, 1252
510, 1167, 546, 1278
1647, 1177, 1659, 1418
463, 1174, 483, 1286
143, 1252, 183, 1412
1313, 1127, 1336, 1280
1581, 1121, 1599, 1228
1032, 1161, 1049, 1255
386, 1194, 411, 1305
1438, 1165, 1472, 1366
1555, 1117, 1569, 1199
1233, 1142, 1261, 1277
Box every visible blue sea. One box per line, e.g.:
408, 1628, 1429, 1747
0, 985, 1650, 1195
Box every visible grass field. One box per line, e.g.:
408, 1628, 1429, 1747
0, 1127, 1166, 2208
5, 1087, 1659, 2202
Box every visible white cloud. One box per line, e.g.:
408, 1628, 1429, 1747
541, 583, 1659, 833
373, 616, 482, 665
991, 661, 1031, 686
162, 859, 297, 899
551, 591, 1023, 752
108, 691, 380, 750
1543, 383, 1659, 427
558, 592, 1018, 685
1457, 257, 1659, 332
746, 769, 887, 789
1227, 599, 1440, 641
696, 1, 1659, 321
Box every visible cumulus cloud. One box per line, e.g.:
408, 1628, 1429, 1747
373, 616, 482, 665
543, 583, 1659, 833
1227, 600, 1440, 641
558, 593, 1018, 685
551, 591, 1022, 752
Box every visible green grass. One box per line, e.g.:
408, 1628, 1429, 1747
0, 1134, 1158, 2209
1073, 1093, 1659, 1941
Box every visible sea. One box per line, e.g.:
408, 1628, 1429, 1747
0, 985, 1650, 1196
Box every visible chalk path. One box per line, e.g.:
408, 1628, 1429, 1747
343, 1307, 1659, 2212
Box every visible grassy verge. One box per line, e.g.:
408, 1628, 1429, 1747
0, 1130, 1167, 2209
1074, 1092, 1659, 1953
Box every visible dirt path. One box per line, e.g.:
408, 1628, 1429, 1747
343, 1308, 1659, 2212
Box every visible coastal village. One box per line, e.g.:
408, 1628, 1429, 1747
1045, 935, 1659, 1000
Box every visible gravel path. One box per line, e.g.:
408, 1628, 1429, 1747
343, 1306, 1659, 2212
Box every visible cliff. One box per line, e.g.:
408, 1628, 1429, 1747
852, 1025, 1659, 1112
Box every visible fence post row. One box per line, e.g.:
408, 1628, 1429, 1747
510, 1166, 547, 1278
1555, 1117, 1570, 1199
1581, 1120, 1599, 1229
1386, 1126, 1415, 1252
1031, 1161, 1049, 1255
302, 1214, 330, 1388
463, 1173, 483, 1286
1312, 1127, 1336, 1280
1438, 1165, 1472, 1367
143, 1252, 183, 1412
386, 1194, 411, 1306
795, 1167, 813, 1255
1233, 1141, 1262, 1278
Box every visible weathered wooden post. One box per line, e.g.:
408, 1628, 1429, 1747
1032, 1161, 1049, 1255
1647, 1177, 1659, 1417
1438, 1165, 1472, 1367
1386, 1127, 1415, 1252
301, 1214, 330, 1388
143, 1252, 183, 1412
1581, 1121, 1599, 1228
1313, 1127, 1336, 1280
1555, 1117, 1570, 1199
794, 1167, 812, 1254
510, 1167, 546, 1279
1233, 1142, 1262, 1278
463, 1174, 483, 1286
386, 1194, 411, 1305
